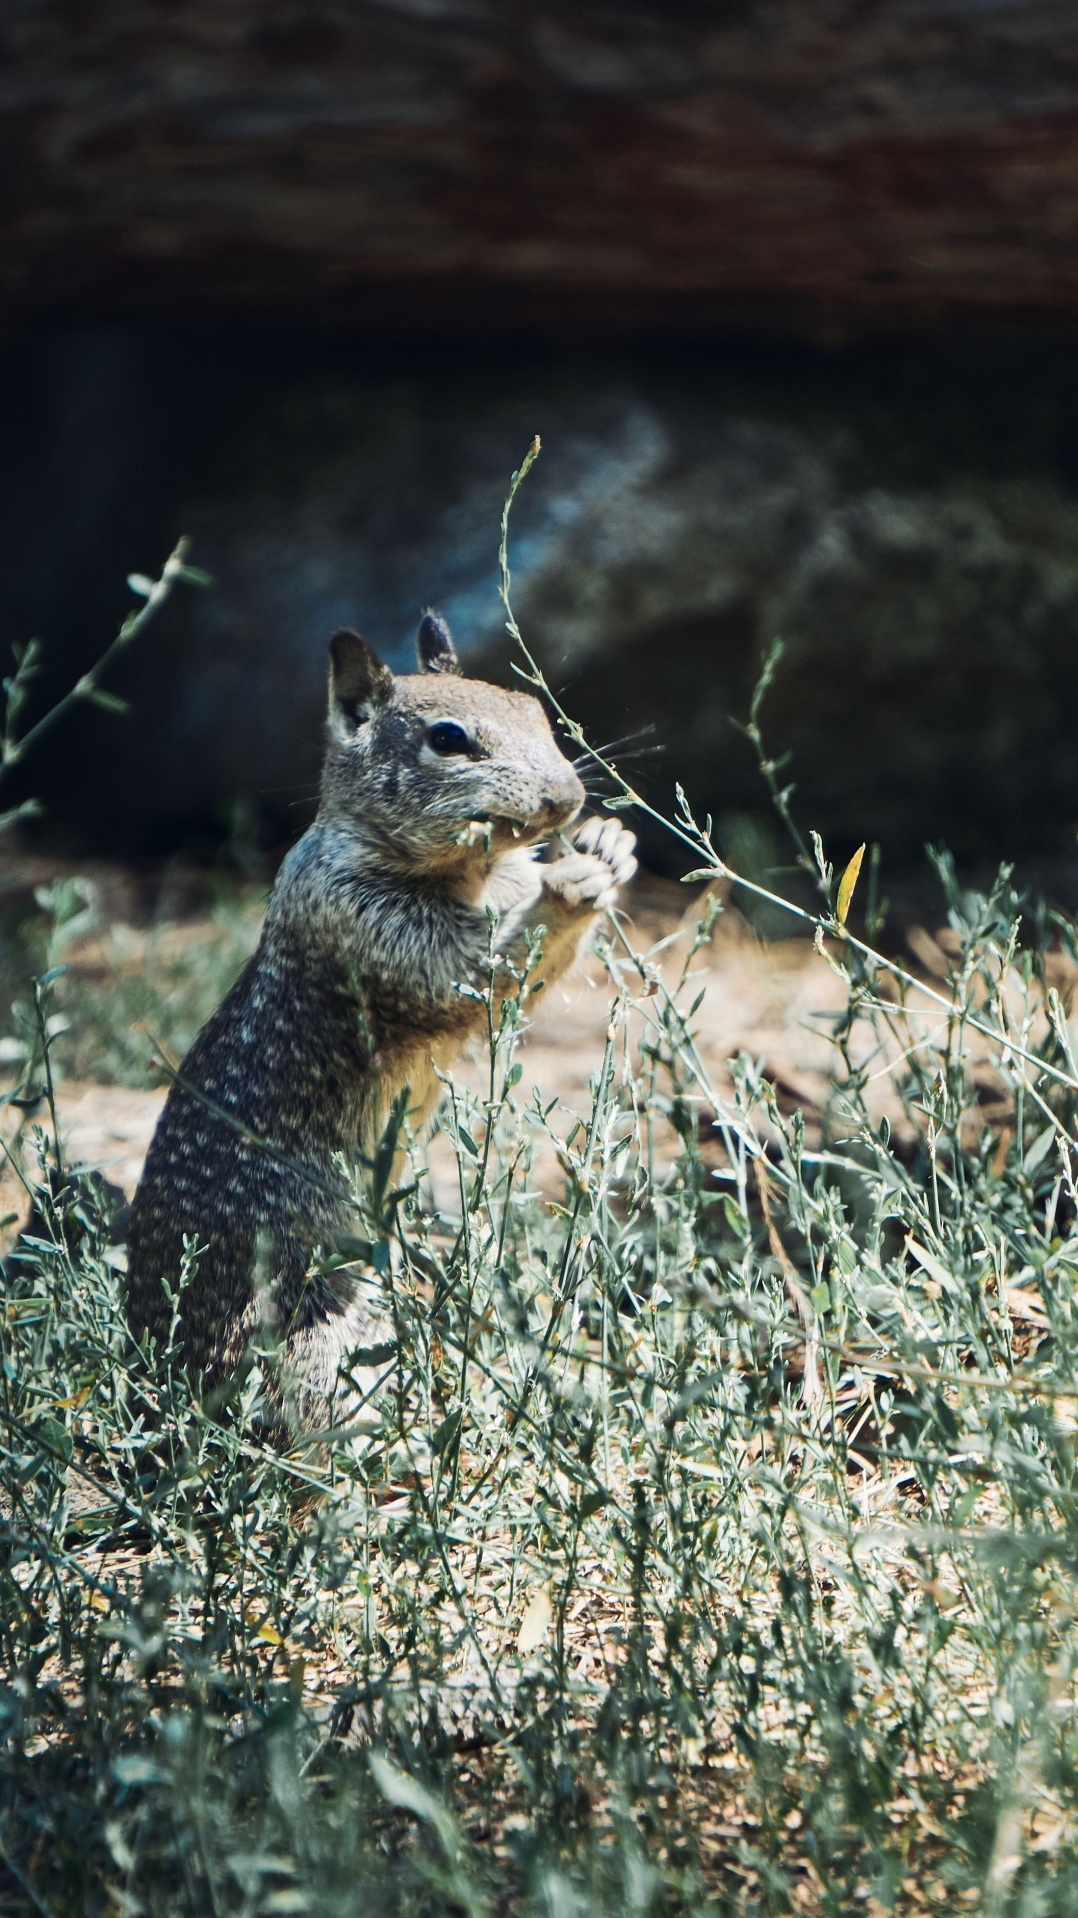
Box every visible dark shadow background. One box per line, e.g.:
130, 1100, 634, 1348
4, 3, 1078, 899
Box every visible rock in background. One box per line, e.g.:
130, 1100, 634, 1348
4, 329, 1078, 878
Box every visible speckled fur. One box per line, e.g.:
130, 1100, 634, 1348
126, 620, 636, 1430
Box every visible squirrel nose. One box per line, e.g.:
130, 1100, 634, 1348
541, 773, 584, 822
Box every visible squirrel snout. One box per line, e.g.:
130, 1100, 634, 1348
540, 785, 584, 827
541, 764, 586, 825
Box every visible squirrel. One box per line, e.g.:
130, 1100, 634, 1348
126, 614, 637, 1431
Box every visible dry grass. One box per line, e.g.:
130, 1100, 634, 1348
4, 841, 1078, 1915
5, 482, 1078, 1912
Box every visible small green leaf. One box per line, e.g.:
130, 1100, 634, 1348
1023, 1125, 1057, 1177
37, 1416, 73, 1464
905, 1236, 957, 1294
432, 1407, 463, 1457
126, 573, 155, 598
369, 1752, 459, 1853
347, 1340, 398, 1368
0, 799, 43, 834
835, 843, 866, 926
578, 1488, 610, 1520
85, 688, 130, 715
333, 1235, 374, 1263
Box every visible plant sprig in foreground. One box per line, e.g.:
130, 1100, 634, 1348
2, 472, 1078, 1915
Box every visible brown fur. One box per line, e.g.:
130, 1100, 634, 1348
126, 618, 636, 1431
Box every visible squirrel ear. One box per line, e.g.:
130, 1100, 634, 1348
417, 611, 460, 676
328, 629, 393, 725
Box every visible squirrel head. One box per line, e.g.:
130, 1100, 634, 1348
319, 617, 585, 872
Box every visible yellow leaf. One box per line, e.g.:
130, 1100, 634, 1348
517, 1584, 554, 1655
835, 843, 866, 926
257, 1623, 284, 1645
921, 1580, 962, 1612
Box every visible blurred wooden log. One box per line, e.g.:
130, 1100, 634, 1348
3, 2, 1078, 332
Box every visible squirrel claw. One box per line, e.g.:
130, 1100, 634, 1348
544, 816, 638, 912
573, 815, 638, 888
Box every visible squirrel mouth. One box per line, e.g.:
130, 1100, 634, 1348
452, 814, 548, 853
469, 813, 533, 836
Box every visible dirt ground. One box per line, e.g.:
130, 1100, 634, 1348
0, 868, 1052, 1231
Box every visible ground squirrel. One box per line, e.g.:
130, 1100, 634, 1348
126, 615, 636, 1429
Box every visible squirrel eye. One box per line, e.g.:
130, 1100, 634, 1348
427, 721, 471, 756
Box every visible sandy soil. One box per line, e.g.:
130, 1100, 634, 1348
0, 872, 1050, 1232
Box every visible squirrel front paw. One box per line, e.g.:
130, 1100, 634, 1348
543, 816, 638, 914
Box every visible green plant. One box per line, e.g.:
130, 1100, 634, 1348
4, 462, 1078, 1914
0, 540, 213, 1093
0, 539, 208, 834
